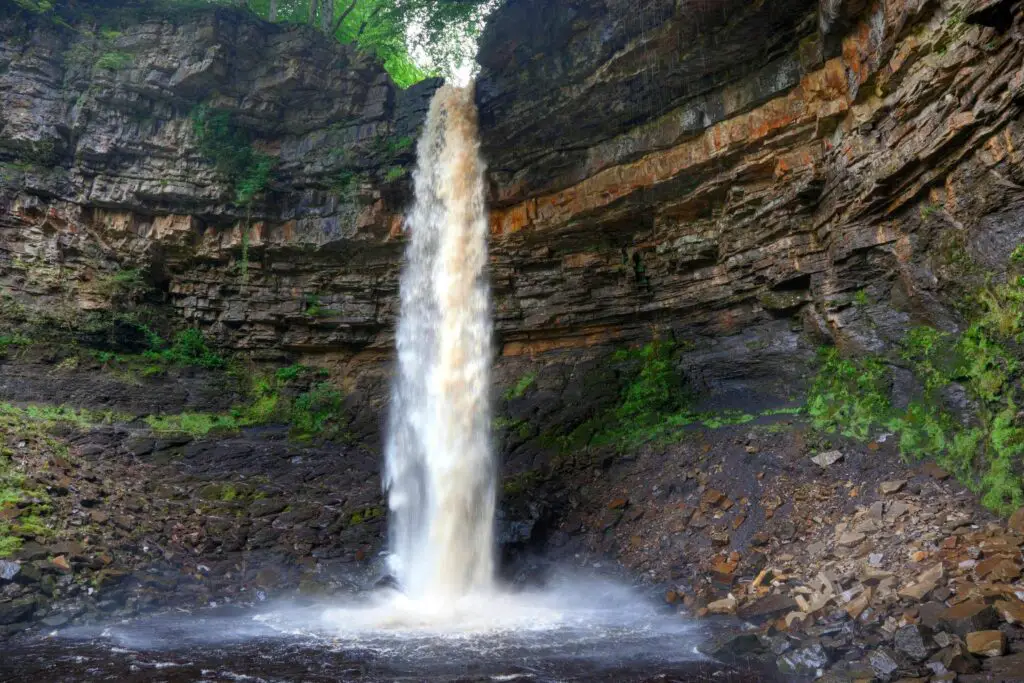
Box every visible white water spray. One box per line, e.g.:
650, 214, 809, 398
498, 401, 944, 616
383, 83, 496, 603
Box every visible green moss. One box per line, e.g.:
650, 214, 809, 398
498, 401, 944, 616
289, 382, 346, 441
145, 412, 240, 437
12, 514, 53, 539
275, 364, 308, 383
0, 333, 31, 356
0, 531, 22, 558
805, 347, 894, 440
303, 294, 338, 318
349, 506, 383, 525
807, 268, 1024, 514
144, 328, 225, 369
613, 339, 686, 426
142, 364, 345, 443
853, 289, 870, 306
503, 470, 542, 496
95, 51, 131, 70
192, 104, 277, 206
504, 372, 537, 400
0, 402, 126, 429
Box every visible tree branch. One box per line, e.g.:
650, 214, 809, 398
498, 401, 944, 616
356, 5, 382, 37
331, 0, 359, 35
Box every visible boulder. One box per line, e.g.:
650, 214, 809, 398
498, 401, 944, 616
965, 630, 1006, 657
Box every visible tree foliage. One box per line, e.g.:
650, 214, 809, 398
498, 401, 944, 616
6, 0, 498, 87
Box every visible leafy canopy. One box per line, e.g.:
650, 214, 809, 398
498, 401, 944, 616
9, 0, 498, 87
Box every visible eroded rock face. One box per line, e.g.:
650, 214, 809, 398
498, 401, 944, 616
478, 0, 1024, 377
1, 0, 1023, 419
0, 5, 434, 367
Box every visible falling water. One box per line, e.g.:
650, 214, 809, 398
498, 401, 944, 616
383, 83, 495, 603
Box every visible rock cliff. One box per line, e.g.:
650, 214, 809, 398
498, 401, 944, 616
478, 0, 1024, 397
4, 0, 1021, 416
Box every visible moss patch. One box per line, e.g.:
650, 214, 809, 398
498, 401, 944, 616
805, 270, 1024, 514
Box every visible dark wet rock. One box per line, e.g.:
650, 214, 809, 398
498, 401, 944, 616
15, 543, 49, 562
868, 648, 900, 680
0, 597, 37, 625
40, 614, 69, 627
249, 499, 287, 518
934, 642, 982, 674
777, 643, 830, 677
940, 601, 1002, 638
698, 632, 764, 659
738, 593, 798, 621
13, 563, 41, 585
894, 624, 937, 662
0, 561, 20, 582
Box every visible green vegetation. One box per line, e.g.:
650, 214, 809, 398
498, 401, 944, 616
303, 294, 337, 318
349, 506, 383, 525
384, 136, 414, 156
145, 411, 240, 437
10, 0, 497, 87
612, 341, 687, 428
806, 348, 893, 440
146, 365, 347, 442
95, 51, 131, 70
94, 268, 148, 305
853, 289, 870, 306
0, 402, 124, 556
494, 416, 531, 439
192, 104, 276, 206
805, 264, 1024, 514
535, 338, 803, 455
503, 372, 536, 400
289, 382, 345, 440
0, 333, 31, 356
384, 166, 406, 182
502, 469, 542, 496
1, 402, 126, 430
143, 328, 225, 369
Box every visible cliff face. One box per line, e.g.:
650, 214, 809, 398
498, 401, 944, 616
478, 0, 1024, 399
0, 6, 433, 377
2, 0, 1023, 417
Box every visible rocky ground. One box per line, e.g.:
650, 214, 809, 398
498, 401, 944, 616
518, 416, 1024, 681
2, 352, 1024, 682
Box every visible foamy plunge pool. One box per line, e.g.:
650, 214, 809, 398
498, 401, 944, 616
0, 576, 778, 682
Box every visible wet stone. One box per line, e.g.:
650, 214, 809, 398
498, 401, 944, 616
894, 624, 937, 662
1008, 506, 1024, 535
868, 648, 900, 680
935, 643, 982, 674
939, 600, 1001, 637
41, 614, 69, 627
0, 560, 19, 581
777, 643, 830, 677
739, 593, 797, 621
0, 597, 37, 625
249, 499, 287, 518
965, 630, 1005, 657
698, 632, 763, 659
812, 450, 844, 467
880, 480, 906, 495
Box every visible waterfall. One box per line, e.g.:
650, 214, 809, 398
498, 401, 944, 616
383, 83, 495, 602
